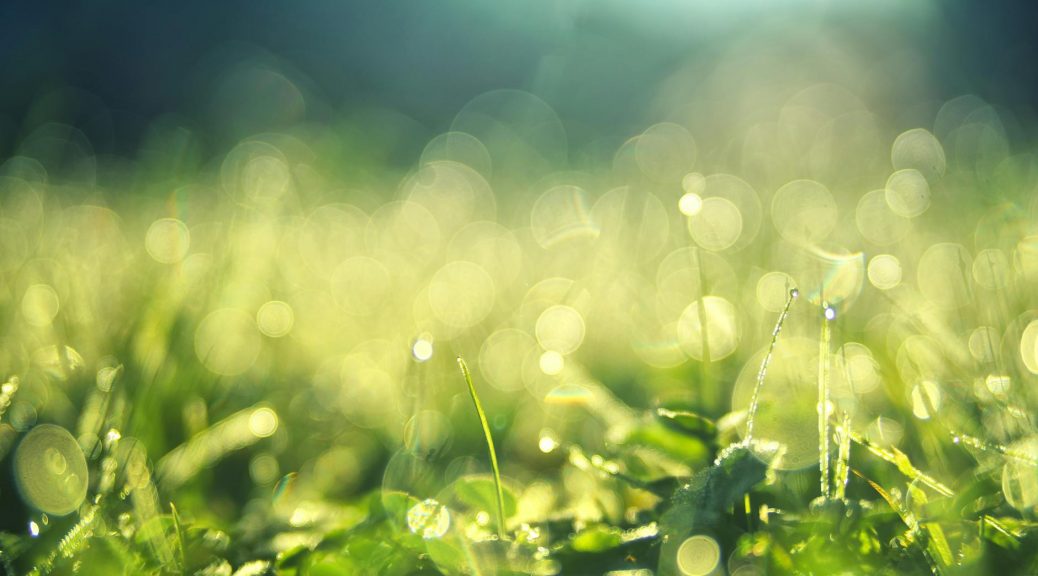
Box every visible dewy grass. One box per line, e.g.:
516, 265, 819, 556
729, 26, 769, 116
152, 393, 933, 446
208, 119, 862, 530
457, 356, 506, 539
818, 302, 834, 500
745, 287, 797, 442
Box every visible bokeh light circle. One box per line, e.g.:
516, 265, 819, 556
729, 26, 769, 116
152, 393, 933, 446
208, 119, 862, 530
892, 128, 946, 183
257, 301, 294, 337
688, 196, 743, 251
867, 254, 902, 290
535, 305, 586, 354
14, 424, 88, 516
885, 169, 931, 218
145, 218, 191, 264
676, 534, 721, 576
677, 296, 740, 361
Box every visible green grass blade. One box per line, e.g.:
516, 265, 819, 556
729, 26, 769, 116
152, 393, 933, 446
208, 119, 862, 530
818, 303, 833, 500
457, 356, 506, 539
746, 287, 797, 442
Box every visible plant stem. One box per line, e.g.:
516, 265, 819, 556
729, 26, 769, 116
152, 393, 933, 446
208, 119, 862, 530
746, 287, 797, 442
818, 302, 833, 500
834, 411, 851, 500
458, 356, 506, 539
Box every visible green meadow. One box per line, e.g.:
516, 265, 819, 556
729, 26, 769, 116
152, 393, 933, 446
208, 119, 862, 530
3, 5, 1038, 575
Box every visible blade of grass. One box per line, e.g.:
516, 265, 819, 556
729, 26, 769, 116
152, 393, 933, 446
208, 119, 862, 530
834, 411, 851, 500
746, 287, 797, 442
849, 431, 954, 497
852, 469, 941, 575
170, 502, 186, 570
818, 302, 834, 500
457, 356, 506, 539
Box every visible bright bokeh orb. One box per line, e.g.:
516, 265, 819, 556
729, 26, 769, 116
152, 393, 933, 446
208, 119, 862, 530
249, 407, 279, 438
885, 169, 930, 218
1020, 319, 1038, 375
677, 296, 740, 361
867, 254, 902, 290
14, 424, 88, 516
1003, 438, 1038, 512
535, 305, 585, 354
679, 192, 703, 216
257, 300, 294, 337
687, 196, 743, 251
891, 128, 946, 183
412, 337, 434, 362
145, 218, 191, 264
21, 284, 60, 327
910, 380, 942, 420
407, 498, 450, 539
539, 350, 565, 375
676, 534, 721, 576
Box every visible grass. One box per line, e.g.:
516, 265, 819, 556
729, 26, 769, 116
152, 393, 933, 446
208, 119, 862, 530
0, 89, 1037, 576
456, 356, 506, 540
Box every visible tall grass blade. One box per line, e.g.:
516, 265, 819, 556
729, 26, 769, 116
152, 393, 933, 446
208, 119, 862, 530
818, 303, 834, 499
834, 411, 851, 500
746, 288, 797, 441
457, 356, 506, 539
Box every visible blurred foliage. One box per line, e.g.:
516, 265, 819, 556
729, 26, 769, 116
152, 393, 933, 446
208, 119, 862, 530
3, 6, 1038, 574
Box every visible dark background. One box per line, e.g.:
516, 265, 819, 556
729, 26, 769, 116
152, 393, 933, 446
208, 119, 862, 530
1, 0, 1036, 165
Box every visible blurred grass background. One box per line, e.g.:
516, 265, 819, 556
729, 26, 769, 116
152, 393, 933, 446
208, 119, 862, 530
2, 1, 1038, 574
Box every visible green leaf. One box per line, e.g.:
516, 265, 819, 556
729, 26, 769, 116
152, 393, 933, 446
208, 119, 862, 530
656, 407, 717, 438
571, 525, 623, 552
624, 421, 710, 464
453, 475, 518, 520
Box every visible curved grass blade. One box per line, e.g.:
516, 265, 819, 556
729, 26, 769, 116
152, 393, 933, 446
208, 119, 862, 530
457, 356, 506, 539
849, 431, 954, 497
746, 287, 797, 441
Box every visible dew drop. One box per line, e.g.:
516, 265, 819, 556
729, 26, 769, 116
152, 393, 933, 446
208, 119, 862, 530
407, 498, 451, 539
